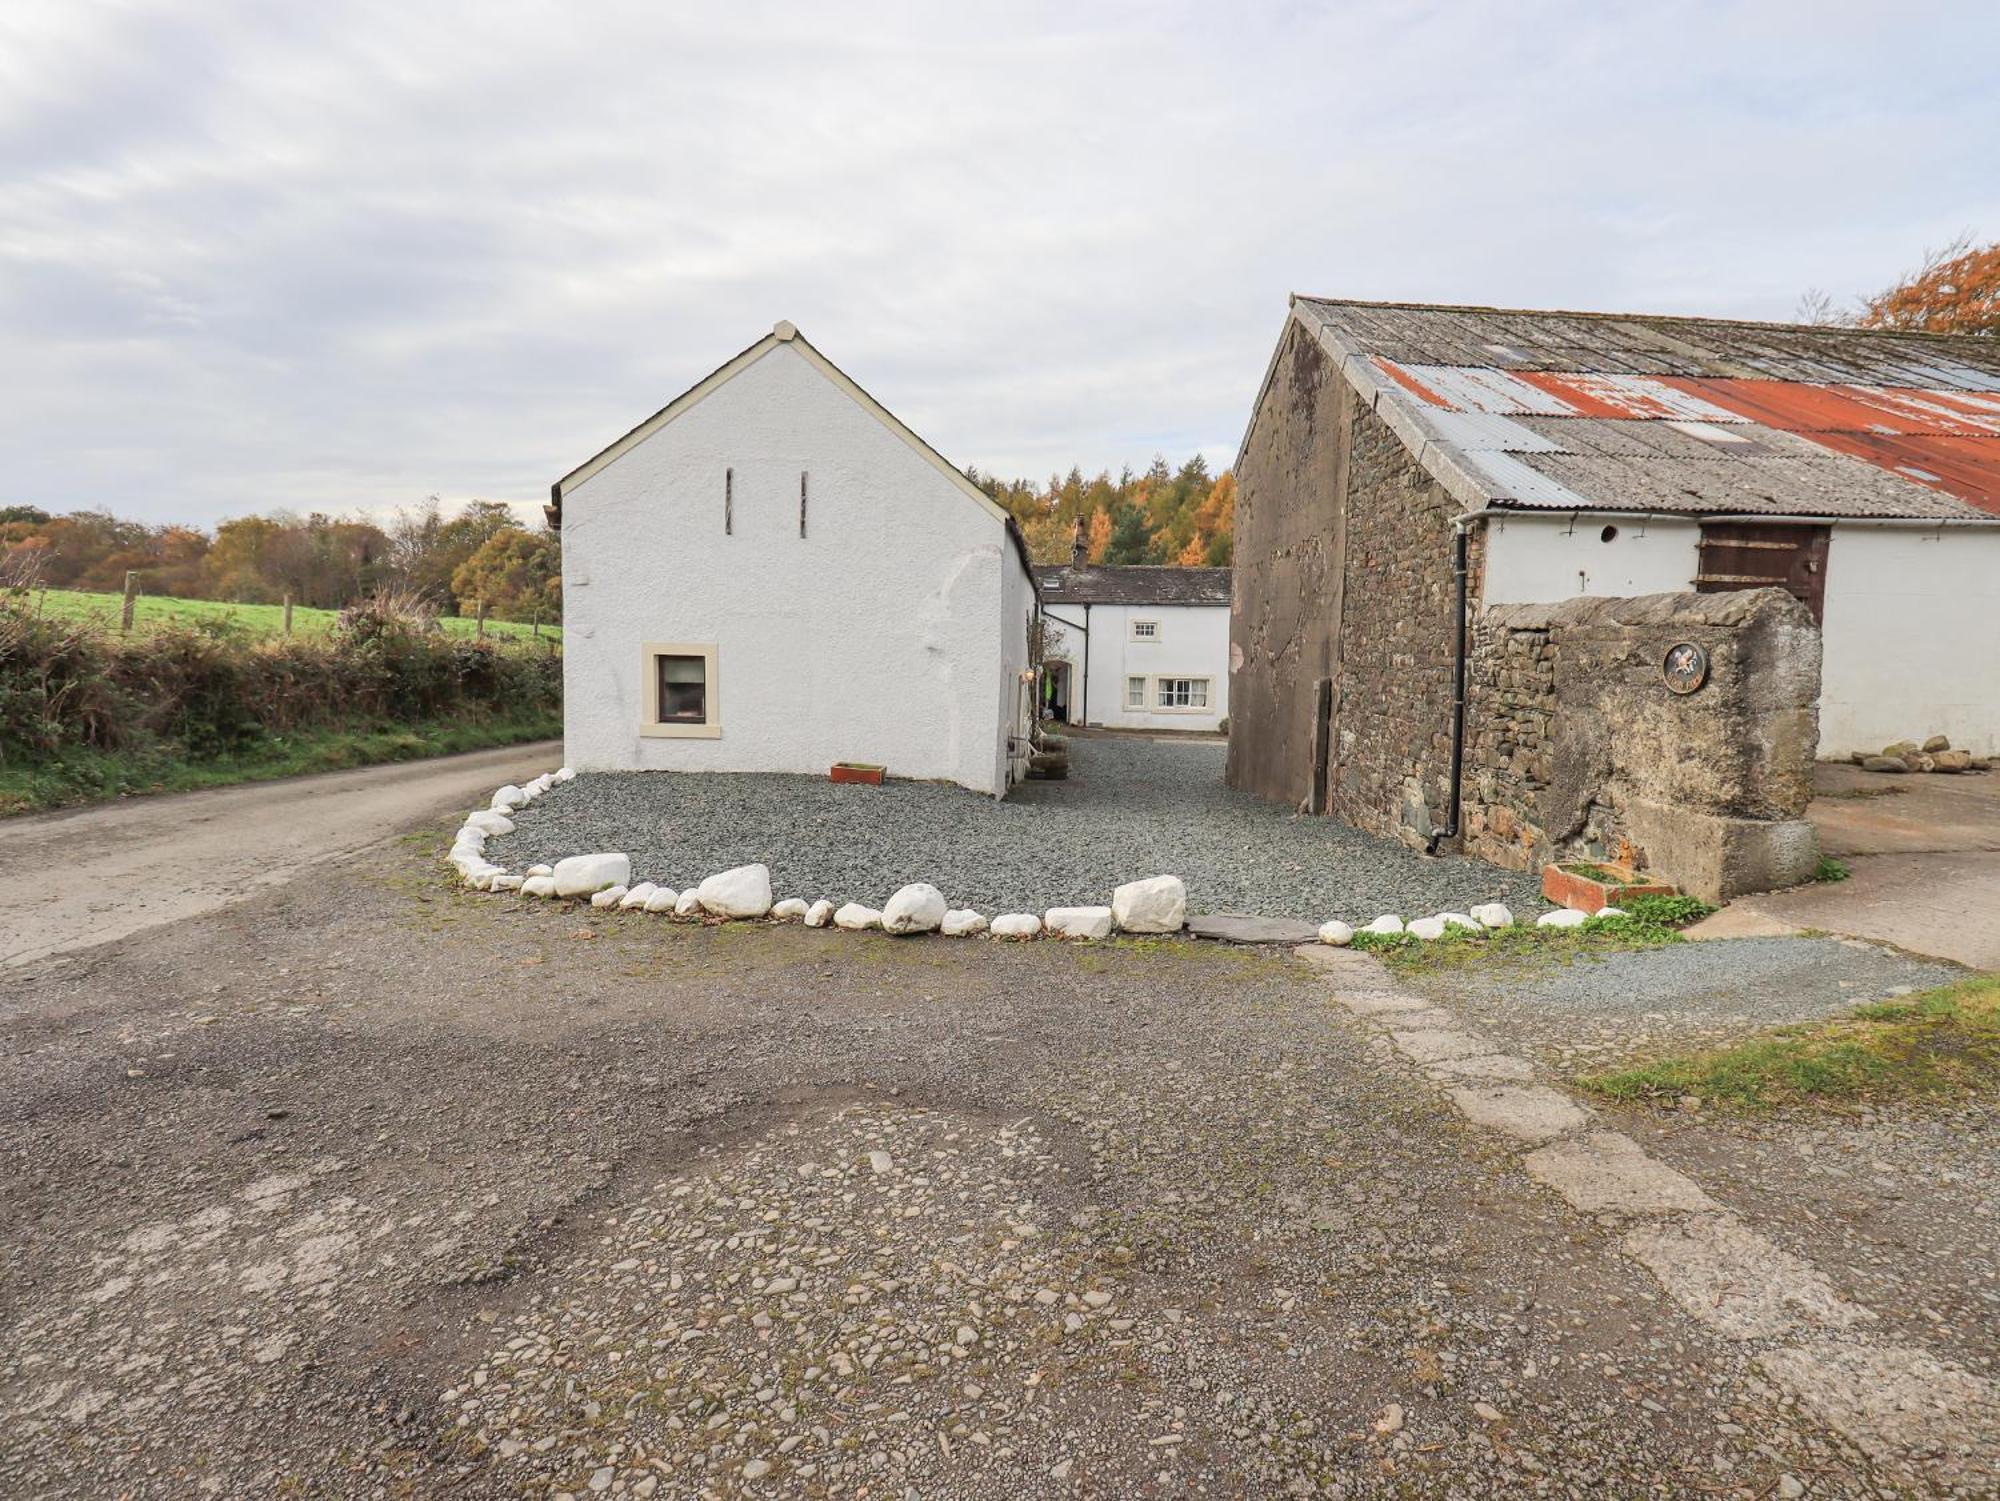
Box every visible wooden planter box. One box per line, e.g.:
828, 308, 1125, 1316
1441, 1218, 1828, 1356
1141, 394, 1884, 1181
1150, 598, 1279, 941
1542, 862, 1678, 914
830, 762, 886, 786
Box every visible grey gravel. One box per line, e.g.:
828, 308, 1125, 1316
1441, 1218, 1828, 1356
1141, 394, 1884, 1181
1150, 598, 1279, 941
492, 736, 1544, 921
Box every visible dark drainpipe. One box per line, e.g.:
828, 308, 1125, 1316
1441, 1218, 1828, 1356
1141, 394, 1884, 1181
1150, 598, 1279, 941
1426, 523, 1471, 856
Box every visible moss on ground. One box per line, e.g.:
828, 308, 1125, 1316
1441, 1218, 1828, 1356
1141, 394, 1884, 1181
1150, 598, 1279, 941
1580, 975, 2000, 1111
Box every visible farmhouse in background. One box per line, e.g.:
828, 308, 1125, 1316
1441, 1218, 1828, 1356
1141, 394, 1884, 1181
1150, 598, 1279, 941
1230, 296, 2000, 898
1035, 559, 1232, 734
549, 322, 1039, 796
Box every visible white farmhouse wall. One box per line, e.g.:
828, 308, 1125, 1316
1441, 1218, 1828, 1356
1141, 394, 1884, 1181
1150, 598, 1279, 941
1044, 602, 1231, 732
998, 542, 1037, 786
1479, 511, 1703, 604
562, 342, 1019, 793
1818, 525, 2000, 757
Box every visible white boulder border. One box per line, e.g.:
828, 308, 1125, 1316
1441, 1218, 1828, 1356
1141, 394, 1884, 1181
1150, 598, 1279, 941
448, 769, 1540, 947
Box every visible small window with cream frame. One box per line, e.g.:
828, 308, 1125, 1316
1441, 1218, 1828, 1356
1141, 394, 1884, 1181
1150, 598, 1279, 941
642, 643, 721, 738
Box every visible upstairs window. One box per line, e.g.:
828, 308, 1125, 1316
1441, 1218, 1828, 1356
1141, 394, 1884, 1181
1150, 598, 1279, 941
1131, 619, 1160, 641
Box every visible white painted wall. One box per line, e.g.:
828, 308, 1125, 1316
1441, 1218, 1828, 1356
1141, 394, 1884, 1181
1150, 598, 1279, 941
1044, 602, 1232, 733
1480, 510, 2000, 758
1819, 525, 2000, 758
1480, 511, 1702, 604
561, 341, 1029, 794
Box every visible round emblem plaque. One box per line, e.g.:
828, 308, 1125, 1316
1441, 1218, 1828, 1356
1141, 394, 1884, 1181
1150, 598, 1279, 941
1662, 641, 1710, 695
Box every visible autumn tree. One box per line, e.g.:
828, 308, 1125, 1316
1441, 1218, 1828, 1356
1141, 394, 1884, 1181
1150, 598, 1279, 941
1859, 235, 1999, 336
450, 527, 562, 623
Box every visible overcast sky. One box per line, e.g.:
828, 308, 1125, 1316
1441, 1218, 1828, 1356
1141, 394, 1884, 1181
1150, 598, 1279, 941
4, 1, 1996, 528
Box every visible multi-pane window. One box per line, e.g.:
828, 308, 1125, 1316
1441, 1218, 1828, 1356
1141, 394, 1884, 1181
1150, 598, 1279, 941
1125, 676, 1146, 709
1156, 677, 1209, 710
1131, 619, 1159, 640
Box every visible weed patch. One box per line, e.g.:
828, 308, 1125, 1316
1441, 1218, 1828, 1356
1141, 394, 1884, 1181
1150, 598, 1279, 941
1580, 975, 2000, 1111
1353, 896, 1716, 979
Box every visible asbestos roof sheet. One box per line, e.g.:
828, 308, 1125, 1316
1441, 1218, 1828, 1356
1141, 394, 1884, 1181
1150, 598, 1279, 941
1296, 297, 2000, 519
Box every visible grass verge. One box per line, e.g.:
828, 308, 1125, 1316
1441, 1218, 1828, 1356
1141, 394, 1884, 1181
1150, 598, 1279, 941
0, 712, 560, 816
1580, 975, 2000, 1111
1350, 894, 1715, 978
25, 587, 560, 642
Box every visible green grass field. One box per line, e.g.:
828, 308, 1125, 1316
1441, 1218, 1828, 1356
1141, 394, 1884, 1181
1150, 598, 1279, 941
20, 588, 561, 642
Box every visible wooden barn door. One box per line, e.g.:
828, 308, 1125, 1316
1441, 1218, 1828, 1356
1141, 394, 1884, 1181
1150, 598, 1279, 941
1695, 522, 1830, 624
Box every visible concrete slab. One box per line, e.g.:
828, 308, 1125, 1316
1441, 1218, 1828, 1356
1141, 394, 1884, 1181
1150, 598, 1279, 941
1425, 1054, 1538, 1083
1759, 1340, 2000, 1487
1623, 1215, 1875, 1340
1521, 1131, 1718, 1215
1385, 1007, 1463, 1032
1446, 1085, 1591, 1145
1190, 913, 1321, 945
1684, 906, 1805, 943
1333, 991, 1431, 1017
1390, 1029, 1493, 1065
1808, 761, 2000, 858
1290, 944, 1391, 983
1728, 851, 2000, 970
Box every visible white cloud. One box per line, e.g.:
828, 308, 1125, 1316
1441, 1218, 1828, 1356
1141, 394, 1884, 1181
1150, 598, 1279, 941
0, 0, 1994, 524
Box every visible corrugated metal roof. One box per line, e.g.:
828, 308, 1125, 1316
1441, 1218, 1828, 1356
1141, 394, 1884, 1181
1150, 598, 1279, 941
1294, 297, 2000, 519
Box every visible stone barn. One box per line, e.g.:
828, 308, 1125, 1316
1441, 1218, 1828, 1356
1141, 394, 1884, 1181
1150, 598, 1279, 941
1228, 296, 2000, 899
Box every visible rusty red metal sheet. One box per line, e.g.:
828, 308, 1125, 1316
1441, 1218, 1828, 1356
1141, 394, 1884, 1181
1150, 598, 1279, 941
1512, 371, 1742, 423
1659, 377, 2000, 437
1369, 357, 1450, 407
1778, 432, 2000, 515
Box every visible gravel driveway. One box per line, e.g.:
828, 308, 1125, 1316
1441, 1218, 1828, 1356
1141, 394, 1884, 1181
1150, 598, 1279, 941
0, 834, 1899, 1499
490, 736, 1544, 922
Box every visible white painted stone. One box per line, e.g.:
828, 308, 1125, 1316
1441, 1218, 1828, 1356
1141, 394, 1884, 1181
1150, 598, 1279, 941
553, 767, 576, 782
989, 913, 1042, 939
1046, 905, 1114, 940
1111, 875, 1186, 933
1407, 916, 1448, 941
1317, 919, 1355, 946
552, 853, 631, 899
673, 889, 703, 919
1364, 914, 1405, 936
1438, 912, 1480, 931
1597, 905, 1628, 919
881, 882, 947, 935
1536, 908, 1588, 929
520, 875, 557, 898
643, 886, 681, 913
590, 885, 628, 910
491, 874, 524, 892
618, 882, 657, 910
464, 809, 514, 837
490, 784, 527, 812
697, 863, 774, 919
803, 898, 836, 928
1470, 902, 1514, 929
526, 864, 553, 878
833, 903, 882, 931
771, 897, 811, 920
941, 909, 989, 936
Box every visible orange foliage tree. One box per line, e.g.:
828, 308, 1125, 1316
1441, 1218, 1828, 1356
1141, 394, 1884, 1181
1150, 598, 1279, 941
1859, 235, 1999, 336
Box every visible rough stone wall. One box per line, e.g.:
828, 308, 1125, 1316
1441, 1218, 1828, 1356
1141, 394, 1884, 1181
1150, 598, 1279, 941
1226, 321, 1348, 806
1325, 404, 1471, 846
1462, 588, 1822, 900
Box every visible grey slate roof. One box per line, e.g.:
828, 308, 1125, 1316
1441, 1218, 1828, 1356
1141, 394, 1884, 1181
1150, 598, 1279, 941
1277, 297, 2000, 522
1033, 564, 1232, 607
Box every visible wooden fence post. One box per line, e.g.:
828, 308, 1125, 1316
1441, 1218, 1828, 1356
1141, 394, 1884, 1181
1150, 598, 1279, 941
121, 571, 139, 633
283, 594, 294, 636
476, 599, 488, 638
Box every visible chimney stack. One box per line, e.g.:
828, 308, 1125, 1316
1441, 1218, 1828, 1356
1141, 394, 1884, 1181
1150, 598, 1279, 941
1071, 515, 1088, 565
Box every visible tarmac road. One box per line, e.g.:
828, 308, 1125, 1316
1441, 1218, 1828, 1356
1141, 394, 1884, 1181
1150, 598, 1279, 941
0, 739, 561, 969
